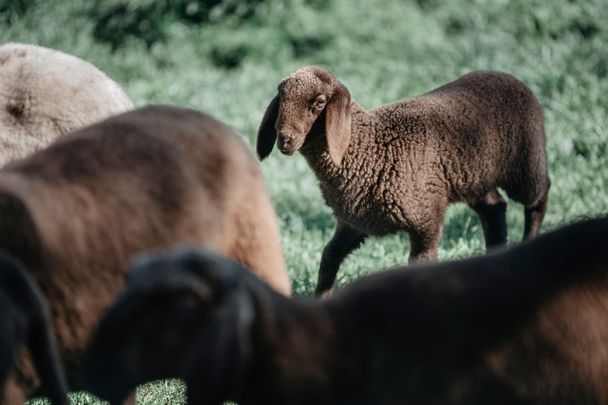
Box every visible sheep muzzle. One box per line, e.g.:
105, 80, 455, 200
277, 131, 303, 155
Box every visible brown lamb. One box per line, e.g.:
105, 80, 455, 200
0, 105, 290, 402
257, 66, 550, 295
0, 43, 133, 165
83, 216, 608, 405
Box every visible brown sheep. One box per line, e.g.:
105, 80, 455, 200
257, 66, 550, 295
0, 254, 68, 405
0, 43, 133, 165
82, 216, 608, 405
0, 105, 290, 402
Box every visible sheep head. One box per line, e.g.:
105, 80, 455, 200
257, 66, 352, 167
81, 247, 255, 405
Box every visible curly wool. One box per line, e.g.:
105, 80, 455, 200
258, 66, 550, 294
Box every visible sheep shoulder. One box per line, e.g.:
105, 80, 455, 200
303, 101, 449, 233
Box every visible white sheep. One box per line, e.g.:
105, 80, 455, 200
0, 43, 133, 164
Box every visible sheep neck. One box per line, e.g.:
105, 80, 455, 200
300, 102, 378, 201
236, 291, 338, 404
191, 287, 256, 405
236, 287, 408, 404
301, 101, 370, 173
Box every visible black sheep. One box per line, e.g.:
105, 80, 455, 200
0, 254, 68, 405
84, 217, 608, 405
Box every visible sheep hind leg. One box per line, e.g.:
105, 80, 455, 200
315, 223, 367, 297
471, 189, 508, 249
523, 189, 549, 240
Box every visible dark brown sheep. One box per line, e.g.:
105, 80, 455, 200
0, 254, 68, 405
257, 66, 550, 295
82, 216, 608, 405
0, 105, 290, 401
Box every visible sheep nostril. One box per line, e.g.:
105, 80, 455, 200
278, 134, 293, 149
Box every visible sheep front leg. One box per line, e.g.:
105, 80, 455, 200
408, 220, 443, 263
315, 223, 367, 296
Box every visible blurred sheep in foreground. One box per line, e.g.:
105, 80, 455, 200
0, 105, 290, 401
83, 216, 608, 405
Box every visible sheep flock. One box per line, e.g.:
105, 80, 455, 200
0, 41, 605, 405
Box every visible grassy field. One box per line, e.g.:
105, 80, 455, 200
2, 0, 608, 403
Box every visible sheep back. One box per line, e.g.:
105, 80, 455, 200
0, 43, 133, 165
390, 71, 548, 204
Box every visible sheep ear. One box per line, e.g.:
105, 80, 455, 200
256, 94, 279, 161
325, 81, 351, 167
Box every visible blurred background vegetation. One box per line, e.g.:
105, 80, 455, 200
2, 0, 607, 403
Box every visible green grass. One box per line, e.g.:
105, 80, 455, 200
3, 0, 607, 403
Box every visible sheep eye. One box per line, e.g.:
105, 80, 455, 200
312, 96, 327, 110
